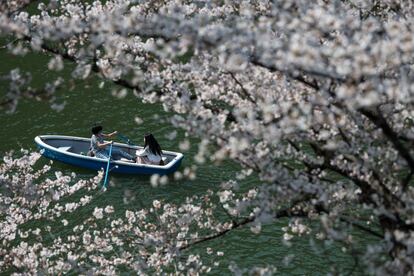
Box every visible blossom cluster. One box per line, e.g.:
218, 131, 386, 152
1, 0, 414, 274
0, 151, 232, 274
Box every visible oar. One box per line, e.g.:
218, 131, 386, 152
102, 143, 113, 190
118, 133, 136, 146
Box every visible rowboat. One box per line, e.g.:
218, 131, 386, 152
34, 135, 184, 175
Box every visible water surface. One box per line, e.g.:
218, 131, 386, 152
0, 40, 370, 275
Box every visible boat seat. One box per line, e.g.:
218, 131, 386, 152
58, 146, 72, 152
120, 158, 135, 163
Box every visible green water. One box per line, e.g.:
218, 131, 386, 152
0, 42, 371, 275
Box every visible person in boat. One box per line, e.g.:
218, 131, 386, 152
136, 133, 164, 165
90, 125, 137, 162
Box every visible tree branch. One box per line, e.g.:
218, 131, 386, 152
225, 71, 256, 104
178, 197, 309, 251
25, 37, 240, 123
250, 58, 321, 90
359, 107, 414, 177
339, 216, 383, 239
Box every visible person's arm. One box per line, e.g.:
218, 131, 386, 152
97, 140, 113, 149
102, 131, 118, 138
136, 147, 148, 157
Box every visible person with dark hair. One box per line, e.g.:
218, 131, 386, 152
90, 125, 136, 162
136, 133, 164, 165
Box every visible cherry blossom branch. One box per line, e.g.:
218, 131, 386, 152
252, 48, 414, 193
338, 217, 383, 239
360, 107, 414, 174
179, 193, 384, 253
178, 196, 310, 251
225, 71, 256, 104
0, 0, 40, 16
0, 86, 55, 107
250, 58, 320, 91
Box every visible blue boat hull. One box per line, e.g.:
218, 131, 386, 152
35, 135, 183, 175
